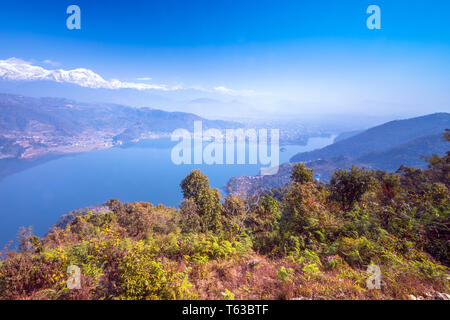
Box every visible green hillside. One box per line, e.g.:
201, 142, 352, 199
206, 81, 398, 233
0, 137, 448, 300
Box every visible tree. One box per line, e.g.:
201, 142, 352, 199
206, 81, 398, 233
180, 170, 210, 199
422, 129, 450, 186
222, 195, 247, 236
247, 196, 281, 233
16, 226, 34, 253
249, 196, 282, 254
399, 129, 450, 192
373, 170, 401, 205
223, 195, 246, 219
180, 170, 223, 232
280, 182, 323, 238
179, 198, 202, 233
329, 166, 375, 210
291, 163, 314, 184
444, 128, 450, 142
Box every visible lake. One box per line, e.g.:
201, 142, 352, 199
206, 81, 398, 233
0, 136, 335, 247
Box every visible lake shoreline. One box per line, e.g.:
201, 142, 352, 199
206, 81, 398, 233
0, 135, 336, 247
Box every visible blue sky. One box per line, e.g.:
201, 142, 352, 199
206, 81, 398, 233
0, 0, 449, 118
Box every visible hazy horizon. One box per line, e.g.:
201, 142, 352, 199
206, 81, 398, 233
0, 0, 449, 119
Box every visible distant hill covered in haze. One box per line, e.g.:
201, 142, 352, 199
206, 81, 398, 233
291, 113, 449, 168
333, 130, 363, 143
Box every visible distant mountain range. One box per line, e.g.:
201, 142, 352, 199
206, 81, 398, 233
227, 113, 449, 195
291, 113, 449, 163
0, 57, 263, 120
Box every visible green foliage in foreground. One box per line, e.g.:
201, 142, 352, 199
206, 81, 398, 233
0, 133, 449, 300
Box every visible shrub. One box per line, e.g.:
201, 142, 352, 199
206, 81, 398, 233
291, 163, 314, 184
324, 255, 344, 270
302, 263, 320, 277
414, 257, 448, 281
338, 237, 378, 266
277, 266, 294, 282
329, 166, 376, 210
0, 253, 63, 300
117, 243, 194, 300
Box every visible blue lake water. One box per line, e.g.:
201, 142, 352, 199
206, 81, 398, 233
0, 136, 334, 247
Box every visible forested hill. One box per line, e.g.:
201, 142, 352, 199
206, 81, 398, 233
358, 133, 448, 172
291, 113, 450, 163
0, 93, 239, 160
